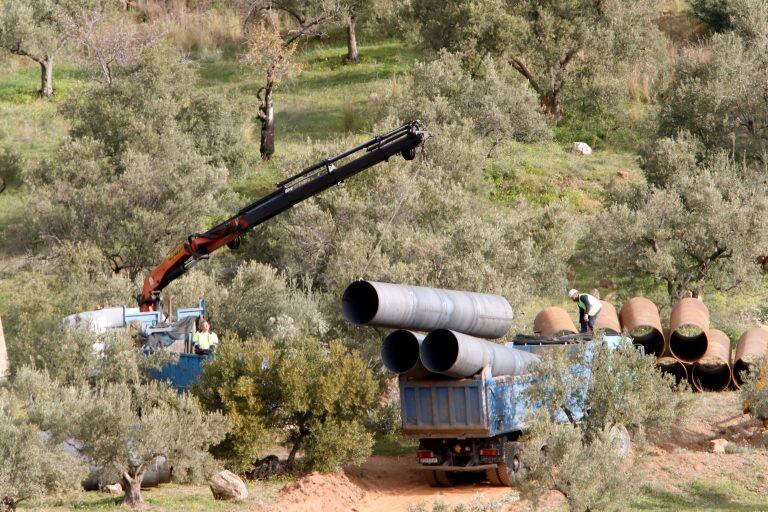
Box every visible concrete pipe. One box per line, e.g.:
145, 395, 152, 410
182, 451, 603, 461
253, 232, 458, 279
619, 297, 666, 357
342, 281, 513, 339
669, 298, 710, 363
733, 326, 768, 388
691, 329, 732, 392
533, 307, 577, 338
594, 300, 621, 334
420, 329, 539, 379
381, 330, 438, 379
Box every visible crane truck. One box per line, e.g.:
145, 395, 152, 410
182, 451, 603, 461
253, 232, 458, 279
65, 121, 430, 389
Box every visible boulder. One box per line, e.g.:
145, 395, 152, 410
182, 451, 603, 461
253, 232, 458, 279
210, 470, 248, 501
102, 483, 122, 494
709, 438, 728, 454
571, 142, 593, 155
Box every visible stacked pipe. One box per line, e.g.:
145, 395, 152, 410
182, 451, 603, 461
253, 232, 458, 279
343, 281, 539, 379
532, 295, 768, 390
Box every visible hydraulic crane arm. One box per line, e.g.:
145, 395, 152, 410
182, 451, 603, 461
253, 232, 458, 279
138, 121, 429, 312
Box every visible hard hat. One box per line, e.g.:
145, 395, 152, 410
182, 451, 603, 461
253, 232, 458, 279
568, 289, 579, 299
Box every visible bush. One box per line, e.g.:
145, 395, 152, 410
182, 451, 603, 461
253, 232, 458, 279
520, 340, 690, 511
0, 144, 22, 192
194, 333, 379, 473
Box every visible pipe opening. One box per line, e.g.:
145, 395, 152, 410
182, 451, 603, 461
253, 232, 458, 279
733, 360, 753, 388
630, 326, 665, 357
657, 358, 688, 385
670, 325, 708, 362
691, 363, 731, 391
342, 281, 379, 324
421, 329, 459, 373
381, 330, 421, 374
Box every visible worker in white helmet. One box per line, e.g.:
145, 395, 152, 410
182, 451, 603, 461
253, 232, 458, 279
569, 289, 602, 333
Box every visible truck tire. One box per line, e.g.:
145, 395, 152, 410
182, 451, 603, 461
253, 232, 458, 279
486, 442, 523, 486
426, 470, 458, 487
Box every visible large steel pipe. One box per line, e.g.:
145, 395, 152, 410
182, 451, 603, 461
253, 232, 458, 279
342, 281, 513, 339
733, 326, 768, 388
381, 330, 436, 379
691, 329, 732, 392
619, 297, 666, 357
594, 300, 621, 334
669, 298, 710, 363
421, 329, 539, 378
533, 307, 577, 337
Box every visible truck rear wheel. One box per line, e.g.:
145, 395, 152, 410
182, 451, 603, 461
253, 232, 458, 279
486, 443, 523, 486
426, 470, 458, 487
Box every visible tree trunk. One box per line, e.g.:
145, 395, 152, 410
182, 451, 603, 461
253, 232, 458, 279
1, 497, 17, 511
286, 435, 304, 469
259, 83, 275, 161
121, 471, 145, 508
39, 56, 54, 98
345, 17, 359, 64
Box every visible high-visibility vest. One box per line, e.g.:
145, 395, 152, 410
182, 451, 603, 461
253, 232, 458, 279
193, 331, 219, 350
578, 294, 602, 316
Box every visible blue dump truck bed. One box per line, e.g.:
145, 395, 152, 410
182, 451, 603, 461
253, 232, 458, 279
400, 368, 531, 439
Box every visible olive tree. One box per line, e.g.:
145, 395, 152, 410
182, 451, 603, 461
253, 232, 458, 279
0, 0, 79, 97
520, 341, 689, 511
0, 387, 85, 511
241, 0, 341, 160
408, 0, 665, 122
18, 370, 228, 508
195, 334, 378, 472
28, 48, 248, 276
587, 134, 768, 303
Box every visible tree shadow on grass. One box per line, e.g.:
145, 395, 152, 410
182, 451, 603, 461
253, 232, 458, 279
633, 481, 767, 511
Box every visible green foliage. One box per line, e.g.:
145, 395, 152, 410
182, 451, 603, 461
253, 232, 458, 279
391, 50, 550, 146
0, 387, 86, 511
524, 340, 688, 439
16, 369, 228, 506
0, 0, 75, 59
739, 356, 768, 424
27, 47, 247, 276
408, 0, 667, 128
520, 414, 634, 512
206, 261, 327, 341
657, 29, 768, 162
194, 334, 379, 473
690, 0, 732, 31
588, 134, 768, 302
0, 144, 23, 191
520, 340, 689, 511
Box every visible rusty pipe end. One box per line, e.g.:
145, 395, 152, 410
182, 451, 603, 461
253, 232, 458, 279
619, 297, 666, 357
657, 356, 689, 386
533, 307, 577, 338
733, 326, 768, 388
669, 298, 710, 363
594, 300, 621, 334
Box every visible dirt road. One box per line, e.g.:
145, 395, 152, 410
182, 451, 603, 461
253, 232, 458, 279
256, 392, 768, 512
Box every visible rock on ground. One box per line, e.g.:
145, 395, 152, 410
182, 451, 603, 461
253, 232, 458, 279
210, 470, 248, 501
571, 142, 593, 155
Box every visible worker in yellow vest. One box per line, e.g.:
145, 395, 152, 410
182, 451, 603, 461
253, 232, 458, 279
193, 318, 219, 355
569, 289, 602, 334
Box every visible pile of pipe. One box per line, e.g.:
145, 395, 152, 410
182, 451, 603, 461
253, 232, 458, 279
342, 281, 539, 379
532, 297, 768, 391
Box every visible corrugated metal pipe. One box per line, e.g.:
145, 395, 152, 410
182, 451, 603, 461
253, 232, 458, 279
691, 329, 732, 392
669, 298, 710, 363
533, 307, 577, 337
420, 329, 540, 378
594, 300, 621, 334
381, 330, 438, 379
342, 281, 513, 339
733, 326, 768, 388
619, 297, 666, 357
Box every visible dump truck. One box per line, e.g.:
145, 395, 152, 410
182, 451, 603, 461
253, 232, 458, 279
397, 333, 626, 487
